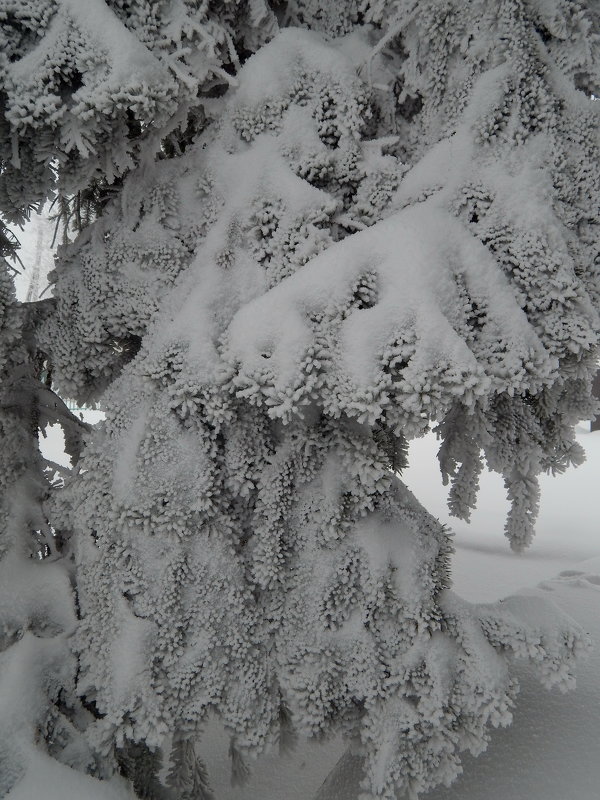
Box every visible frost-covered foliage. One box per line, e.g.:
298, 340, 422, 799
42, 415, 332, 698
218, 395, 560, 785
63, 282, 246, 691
358, 0, 600, 550
288, 0, 600, 550
34, 8, 600, 798
0, 0, 278, 220
165, 733, 214, 800
0, 258, 96, 796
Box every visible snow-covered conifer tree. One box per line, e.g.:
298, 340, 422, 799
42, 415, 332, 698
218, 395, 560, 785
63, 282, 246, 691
0, 244, 98, 794
1, 1, 599, 798
0, 0, 273, 793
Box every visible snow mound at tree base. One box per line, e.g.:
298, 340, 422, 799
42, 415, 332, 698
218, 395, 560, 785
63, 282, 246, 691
6, 751, 133, 800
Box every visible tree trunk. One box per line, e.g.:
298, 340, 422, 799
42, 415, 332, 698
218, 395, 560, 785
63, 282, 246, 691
591, 370, 600, 432
313, 747, 364, 800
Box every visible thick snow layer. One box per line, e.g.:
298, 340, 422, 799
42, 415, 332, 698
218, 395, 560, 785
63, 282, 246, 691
6, 751, 134, 800
227, 200, 554, 406
9, 426, 600, 800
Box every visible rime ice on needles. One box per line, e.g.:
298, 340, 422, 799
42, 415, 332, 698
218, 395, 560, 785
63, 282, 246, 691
38, 9, 600, 799
0, 0, 276, 219
0, 258, 94, 795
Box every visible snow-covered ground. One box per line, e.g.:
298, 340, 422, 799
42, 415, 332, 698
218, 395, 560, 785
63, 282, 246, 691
8, 424, 600, 800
